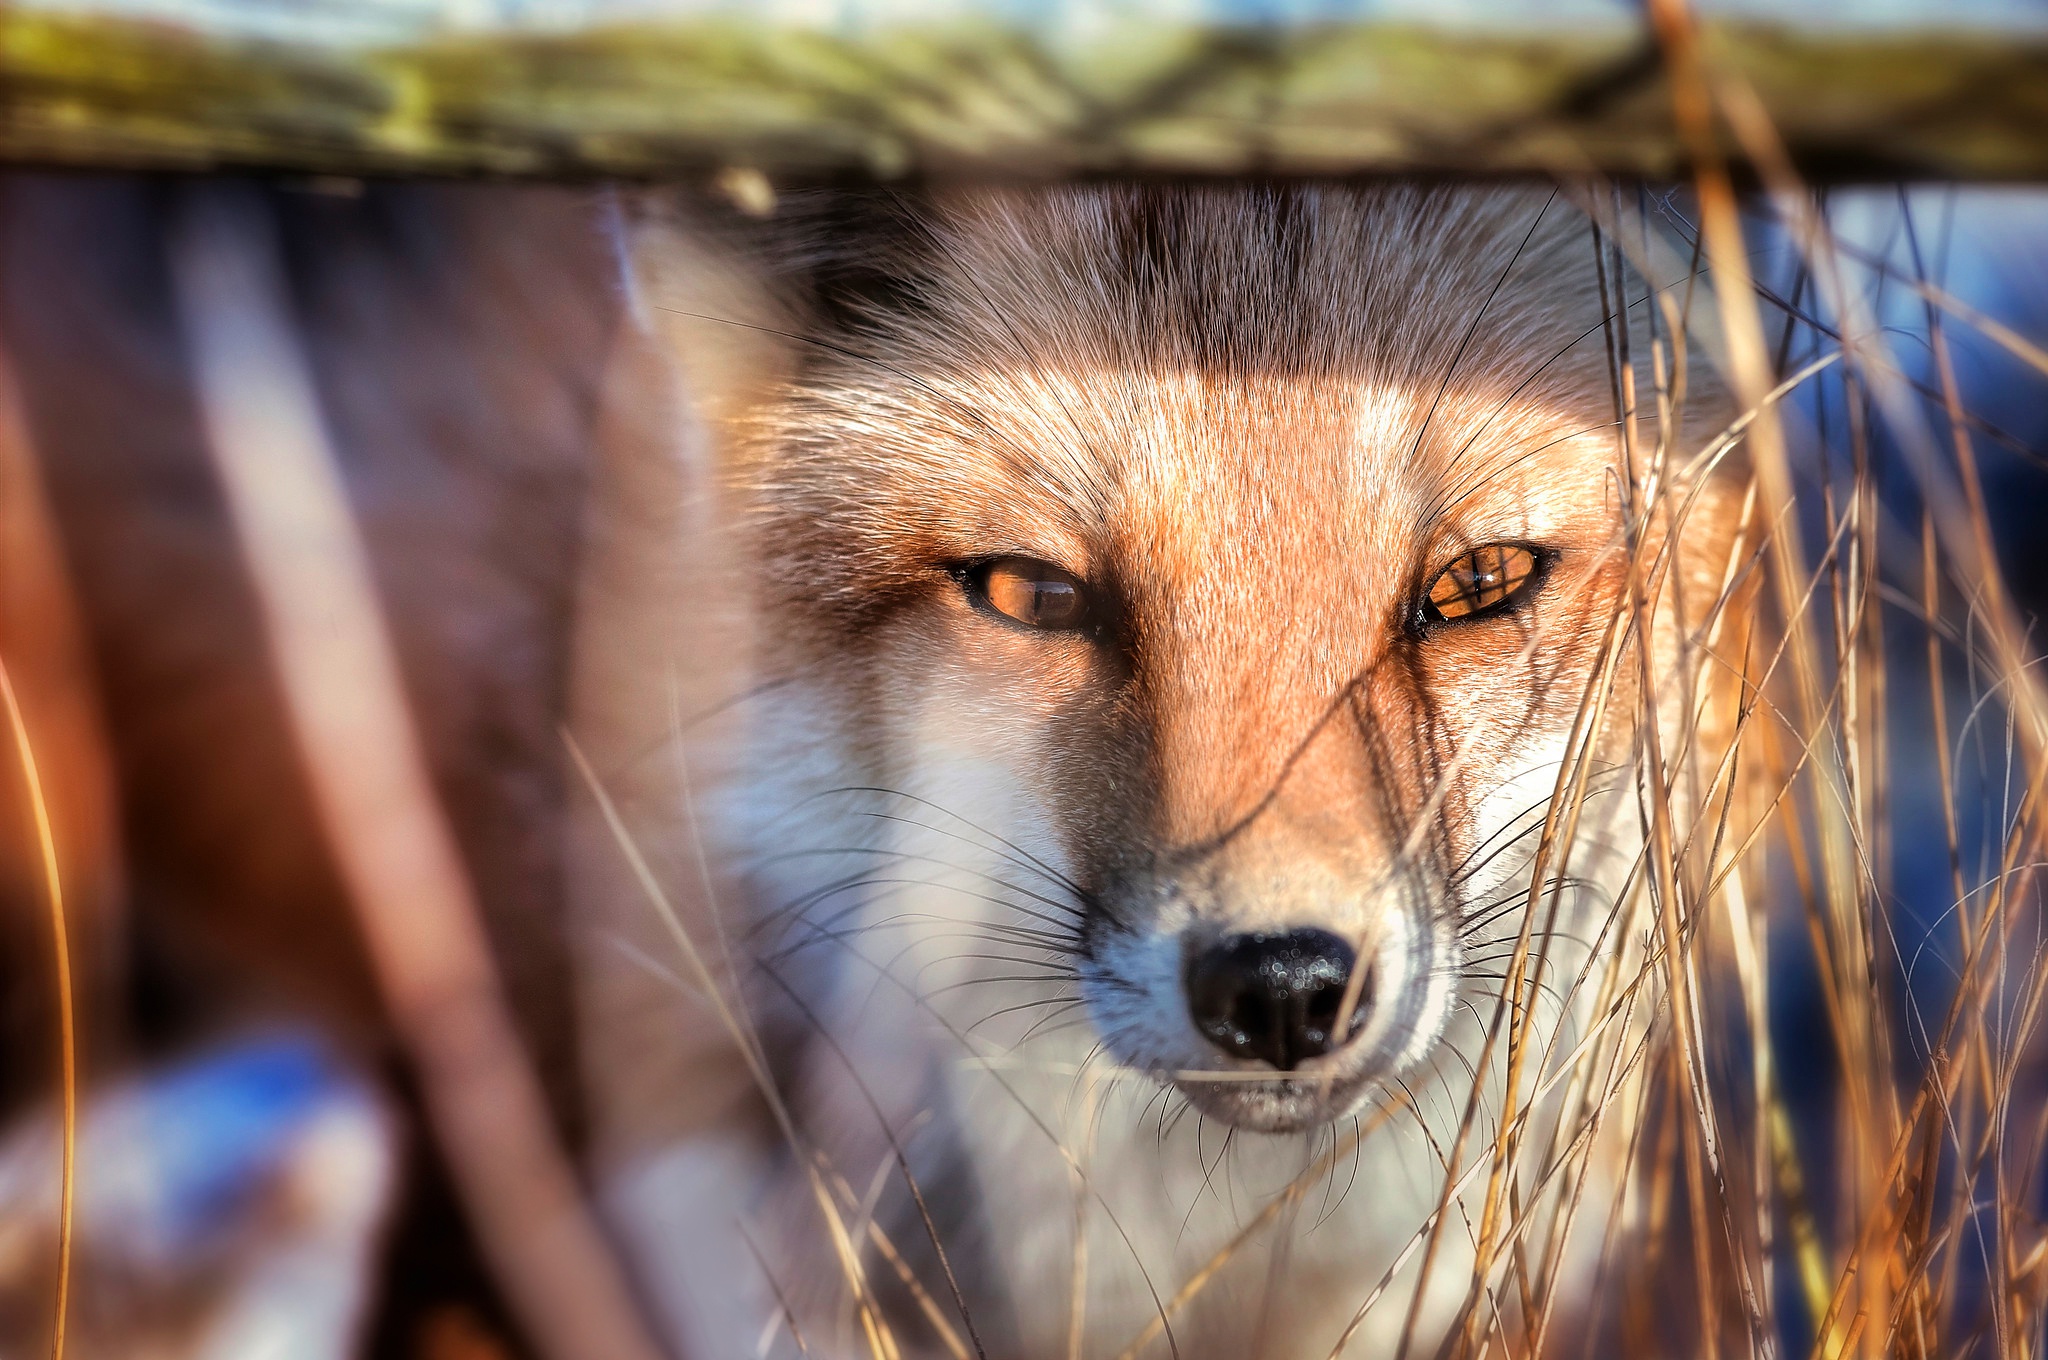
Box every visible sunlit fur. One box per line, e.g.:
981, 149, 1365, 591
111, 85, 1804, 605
593, 182, 1749, 1360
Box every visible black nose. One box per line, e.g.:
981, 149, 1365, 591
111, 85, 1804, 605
1185, 929, 1373, 1070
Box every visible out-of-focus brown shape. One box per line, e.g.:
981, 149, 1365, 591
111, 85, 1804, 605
0, 176, 377, 1035
169, 181, 667, 1360
414, 1305, 516, 1360
0, 317, 120, 1112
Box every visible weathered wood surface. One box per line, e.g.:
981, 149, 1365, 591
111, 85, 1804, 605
2, 2, 2045, 180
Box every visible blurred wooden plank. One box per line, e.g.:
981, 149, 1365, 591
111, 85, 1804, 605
1, 4, 2044, 180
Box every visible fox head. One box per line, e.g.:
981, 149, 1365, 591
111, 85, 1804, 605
729, 183, 1743, 1133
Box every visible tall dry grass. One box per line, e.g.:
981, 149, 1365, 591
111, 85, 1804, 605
1373, 179, 2048, 1359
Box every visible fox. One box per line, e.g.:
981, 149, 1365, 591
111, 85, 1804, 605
0, 175, 1752, 1358
569, 181, 1753, 1360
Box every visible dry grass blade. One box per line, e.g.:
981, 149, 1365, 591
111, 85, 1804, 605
0, 652, 74, 1360
0, 343, 86, 1360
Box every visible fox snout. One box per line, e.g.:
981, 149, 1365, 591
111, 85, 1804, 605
1082, 843, 1453, 1132
1183, 927, 1371, 1070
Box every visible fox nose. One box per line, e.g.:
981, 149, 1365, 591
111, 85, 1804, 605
1185, 929, 1373, 1070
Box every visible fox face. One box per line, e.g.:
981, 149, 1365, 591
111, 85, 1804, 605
733, 182, 1734, 1137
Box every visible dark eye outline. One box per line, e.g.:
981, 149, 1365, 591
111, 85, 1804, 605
1413, 543, 1551, 631
956, 556, 1097, 635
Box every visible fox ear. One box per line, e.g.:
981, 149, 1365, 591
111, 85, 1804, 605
784, 188, 936, 330
694, 184, 943, 346
617, 187, 800, 423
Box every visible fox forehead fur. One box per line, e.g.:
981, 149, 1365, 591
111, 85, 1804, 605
604, 179, 1746, 1358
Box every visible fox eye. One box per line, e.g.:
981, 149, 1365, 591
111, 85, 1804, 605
969, 558, 1091, 632
1424, 545, 1540, 623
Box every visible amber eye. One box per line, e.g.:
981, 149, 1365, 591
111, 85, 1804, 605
969, 558, 1092, 632
1424, 545, 1541, 623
